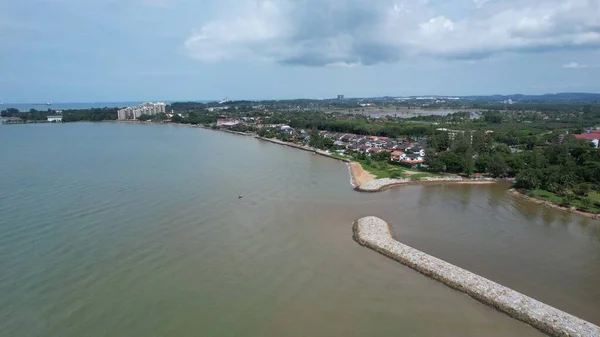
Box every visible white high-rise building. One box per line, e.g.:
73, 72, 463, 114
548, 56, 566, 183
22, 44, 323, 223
117, 102, 167, 120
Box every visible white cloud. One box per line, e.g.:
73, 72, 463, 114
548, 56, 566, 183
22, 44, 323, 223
185, 0, 600, 66
562, 61, 600, 68
563, 62, 586, 68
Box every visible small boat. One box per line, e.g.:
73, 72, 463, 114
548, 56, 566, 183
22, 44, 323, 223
238, 194, 243, 199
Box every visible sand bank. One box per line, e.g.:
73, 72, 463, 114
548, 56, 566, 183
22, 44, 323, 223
353, 216, 600, 337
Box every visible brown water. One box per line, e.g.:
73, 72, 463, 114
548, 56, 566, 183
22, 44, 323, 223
1, 123, 598, 336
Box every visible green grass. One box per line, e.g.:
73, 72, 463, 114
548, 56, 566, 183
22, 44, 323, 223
355, 158, 437, 179
330, 153, 348, 160
409, 173, 435, 181
527, 189, 600, 213
528, 189, 563, 203
589, 191, 600, 203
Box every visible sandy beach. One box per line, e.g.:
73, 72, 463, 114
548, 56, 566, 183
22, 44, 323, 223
348, 162, 376, 186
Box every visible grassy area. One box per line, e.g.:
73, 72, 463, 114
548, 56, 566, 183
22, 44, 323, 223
329, 152, 348, 160
409, 173, 434, 181
355, 158, 437, 179
527, 189, 600, 213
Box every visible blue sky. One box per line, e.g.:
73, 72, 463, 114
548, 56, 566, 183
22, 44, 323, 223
1, 0, 599, 103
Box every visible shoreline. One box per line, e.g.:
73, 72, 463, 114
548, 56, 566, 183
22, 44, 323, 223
254, 136, 351, 163
353, 216, 600, 337
352, 174, 499, 192
507, 189, 600, 220
256, 136, 502, 191
348, 162, 375, 187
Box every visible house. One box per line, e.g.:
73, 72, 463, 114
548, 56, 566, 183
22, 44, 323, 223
358, 145, 370, 153
391, 150, 405, 161
574, 131, 600, 148
367, 147, 384, 155
217, 118, 240, 127
348, 143, 361, 152
401, 153, 425, 165
340, 134, 354, 142
47, 116, 62, 122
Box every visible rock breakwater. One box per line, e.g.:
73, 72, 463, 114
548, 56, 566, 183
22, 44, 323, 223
353, 216, 600, 337
356, 177, 497, 192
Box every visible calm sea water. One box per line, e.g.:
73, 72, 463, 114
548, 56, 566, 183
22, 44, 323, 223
1, 102, 145, 112
1, 123, 598, 336
1, 101, 211, 112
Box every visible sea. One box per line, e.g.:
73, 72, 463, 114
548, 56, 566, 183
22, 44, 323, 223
1, 122, 599, 337
1, 101, 211, 112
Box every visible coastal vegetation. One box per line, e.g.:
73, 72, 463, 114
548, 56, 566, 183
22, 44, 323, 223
3, 98, 599, 214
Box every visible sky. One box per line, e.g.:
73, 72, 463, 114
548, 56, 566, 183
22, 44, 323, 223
1, 0, 600, 103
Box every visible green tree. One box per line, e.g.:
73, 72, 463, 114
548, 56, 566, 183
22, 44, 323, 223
425, 148, 444, 172
488, 153, 508, 178
440, 152, 463, 173
528, 147, 548, 169
515, 169, 541, 189
462, 147, 475, 177
572, 183, 590, 198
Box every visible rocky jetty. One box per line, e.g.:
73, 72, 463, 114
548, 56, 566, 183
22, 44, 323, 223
356, 177, 496, 192
353, 216, 600, 337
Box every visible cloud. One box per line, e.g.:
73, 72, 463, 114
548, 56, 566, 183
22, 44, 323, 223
185, 0, 600, 67
562, 61, 600, 69
563, 62, 586, 68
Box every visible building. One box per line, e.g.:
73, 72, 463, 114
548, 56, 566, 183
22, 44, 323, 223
47, 116, 62, 122
436, 128, 473, 143
574, 130, 600, 148
217, 118, 241, 128
337, 95, 344, 100
117, 102, 166, 120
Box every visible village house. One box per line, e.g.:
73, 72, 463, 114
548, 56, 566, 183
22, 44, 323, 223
391, 150, 405, 162
401, 153, 425, 166
574, 129, 600, 148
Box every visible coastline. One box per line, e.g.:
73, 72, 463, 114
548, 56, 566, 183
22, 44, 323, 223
352, 174, 498, 192
507, 189, 600, 220
254, 136, 350, 162
348, 162, 375, 187
255, 136, 503, 191
353, 216, 600, 337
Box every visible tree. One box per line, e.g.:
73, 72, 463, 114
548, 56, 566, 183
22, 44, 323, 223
475, 154, 489, 173
462, 147, 475, 177
0, 108, 19, 117
472, 131, 493, 154
484, 111, 503, 124
515, 169, 541, 190
528, 147, 548, 169
573, 183, 590, 198
425, 148, 444, 172
451, 132, 472, 154
440, 152, 463, 173
137, 114, 151, 121
488, 153, 508, 178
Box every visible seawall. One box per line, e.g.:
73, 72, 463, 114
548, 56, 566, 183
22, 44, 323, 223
353, 216, 600, 337
255, 136, 350, 163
